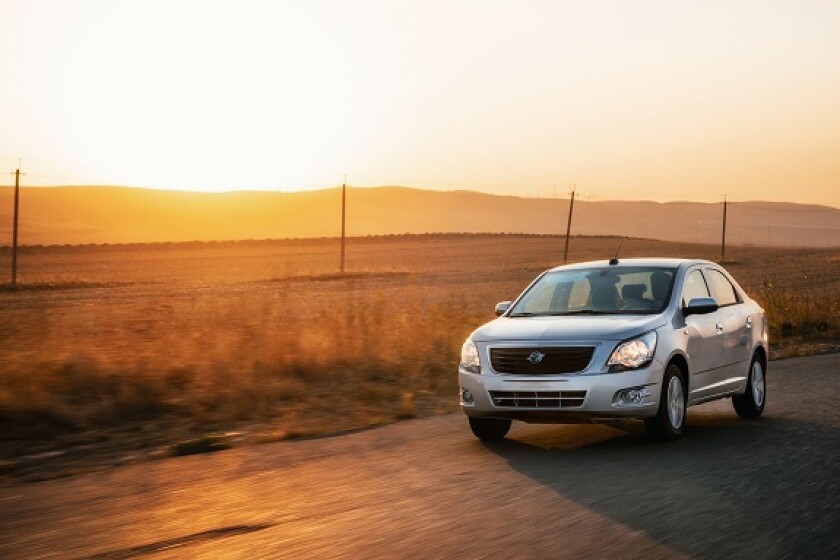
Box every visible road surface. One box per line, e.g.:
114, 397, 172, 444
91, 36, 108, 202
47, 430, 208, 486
1, 354, 839, 559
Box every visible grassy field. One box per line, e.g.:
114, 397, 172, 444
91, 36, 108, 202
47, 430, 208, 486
1, 234, 838, 477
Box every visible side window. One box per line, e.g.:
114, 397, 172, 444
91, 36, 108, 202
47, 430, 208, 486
705, 269, 739, 306
550, 282, 573, 310
567, 280, 590, 309
682, 269, 710, 307
521, 281, 555, 313
615, 272, 652, 300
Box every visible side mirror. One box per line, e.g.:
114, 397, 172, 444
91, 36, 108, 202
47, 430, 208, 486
683, 297, 719, 316
495, 301, 512, 316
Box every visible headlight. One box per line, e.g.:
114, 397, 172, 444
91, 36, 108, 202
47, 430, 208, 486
460, 339, 481, 374
607, 331, 657, 372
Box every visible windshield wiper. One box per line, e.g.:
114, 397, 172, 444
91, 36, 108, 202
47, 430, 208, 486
509, 310, 613, 317
548, 310, 612, 316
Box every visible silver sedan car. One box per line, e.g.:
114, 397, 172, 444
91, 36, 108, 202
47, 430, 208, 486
459, 258, 767, 441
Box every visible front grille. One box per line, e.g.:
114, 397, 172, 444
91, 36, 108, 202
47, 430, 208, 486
489, 390, 587, 408
489, 347, 594, 375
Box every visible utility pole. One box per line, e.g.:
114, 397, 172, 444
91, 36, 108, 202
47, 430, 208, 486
10, 161, 23, 287
340, 175, 347, 274
563, 185, 575, 264
721, 195, 728, 262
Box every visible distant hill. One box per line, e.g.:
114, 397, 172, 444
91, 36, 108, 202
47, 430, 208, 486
0, 185, 838, 247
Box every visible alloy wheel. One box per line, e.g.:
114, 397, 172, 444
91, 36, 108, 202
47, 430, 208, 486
667, 375, 685, 429
751, 360, 765, 406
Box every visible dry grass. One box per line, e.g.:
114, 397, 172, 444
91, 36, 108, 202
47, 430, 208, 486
0, 234, 838, 472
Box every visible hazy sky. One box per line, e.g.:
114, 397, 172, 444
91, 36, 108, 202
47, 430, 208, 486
1, 0, 838, 206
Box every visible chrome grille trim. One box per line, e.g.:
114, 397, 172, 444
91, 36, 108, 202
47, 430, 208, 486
489, 390, 587, 408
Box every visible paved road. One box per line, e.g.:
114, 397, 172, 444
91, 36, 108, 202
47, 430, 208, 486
1, 354, 839, 559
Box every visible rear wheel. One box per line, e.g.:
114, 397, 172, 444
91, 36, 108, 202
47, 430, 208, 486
468, 417, 511, 441
645, 363, 686, 441
733, 353, 766, 419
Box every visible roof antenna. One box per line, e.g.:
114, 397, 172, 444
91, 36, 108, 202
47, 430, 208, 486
609, 239, 624, 265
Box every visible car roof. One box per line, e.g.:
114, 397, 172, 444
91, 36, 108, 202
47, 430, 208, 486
547, 257, 717, 273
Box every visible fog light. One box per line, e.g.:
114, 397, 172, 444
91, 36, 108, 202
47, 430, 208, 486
613, 387, 651, 406
460, 388, 475, 406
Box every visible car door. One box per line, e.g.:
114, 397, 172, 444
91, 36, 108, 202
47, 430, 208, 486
704, 267, 751, 391
680, 267, 727, 403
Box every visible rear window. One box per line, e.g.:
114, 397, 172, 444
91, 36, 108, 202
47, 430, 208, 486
510, 266, 676, 316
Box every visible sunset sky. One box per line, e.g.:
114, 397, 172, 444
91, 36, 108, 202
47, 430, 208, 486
1, 0, 838, 206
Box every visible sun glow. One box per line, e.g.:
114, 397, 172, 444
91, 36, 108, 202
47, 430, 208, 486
1, 1, 839, 205
3, 1, 378, 191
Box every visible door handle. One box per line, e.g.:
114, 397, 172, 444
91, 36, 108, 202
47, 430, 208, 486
715, 322, 724, 334
746, 316, 753, 329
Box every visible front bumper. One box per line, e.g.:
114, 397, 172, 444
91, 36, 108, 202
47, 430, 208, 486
459, 359, 665, 422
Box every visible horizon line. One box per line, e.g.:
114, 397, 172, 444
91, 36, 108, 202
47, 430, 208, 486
2, 231, 832, 251
0, 183, 838, 210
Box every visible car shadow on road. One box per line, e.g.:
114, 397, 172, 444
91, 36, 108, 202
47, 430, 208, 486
481, 413, 840, 560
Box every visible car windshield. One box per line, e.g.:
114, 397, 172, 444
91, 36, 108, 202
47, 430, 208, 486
508, 266, 677, 316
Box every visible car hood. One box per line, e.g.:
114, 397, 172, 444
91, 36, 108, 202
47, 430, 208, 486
472, 314, 666, 343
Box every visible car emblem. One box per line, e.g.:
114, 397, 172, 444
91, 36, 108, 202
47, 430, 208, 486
527, 351, 545, 364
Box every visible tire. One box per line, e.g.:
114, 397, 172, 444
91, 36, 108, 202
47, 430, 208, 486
468, 417, 512, 441
733, 353, 766, 419
645, 363, 687, 441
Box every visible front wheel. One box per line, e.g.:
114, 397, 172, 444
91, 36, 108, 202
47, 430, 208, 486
468, 417, 511, 441
645, 363, 686, 441
733, 354, 766, 419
